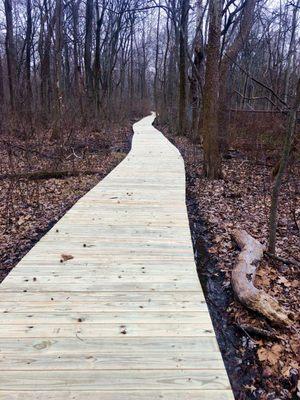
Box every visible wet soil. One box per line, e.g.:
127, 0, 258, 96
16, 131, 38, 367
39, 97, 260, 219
186, 179, 258, 399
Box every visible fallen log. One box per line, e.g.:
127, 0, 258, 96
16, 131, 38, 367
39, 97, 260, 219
231, 229, 293, 326
0, 170, 99, 181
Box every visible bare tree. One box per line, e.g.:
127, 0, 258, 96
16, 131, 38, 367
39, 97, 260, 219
219, 0, 257, 151
268, 77, 300, 254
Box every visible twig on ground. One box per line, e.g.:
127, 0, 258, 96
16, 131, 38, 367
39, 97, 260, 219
236, 323, 281, 340
265, 251, 300, 267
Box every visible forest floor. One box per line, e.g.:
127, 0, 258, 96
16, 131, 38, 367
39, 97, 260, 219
161, 124, 300, 400
0, 119, 134, 282
1, 116, 299, 399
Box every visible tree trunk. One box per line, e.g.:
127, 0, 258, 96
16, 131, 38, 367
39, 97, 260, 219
64, 33, 71, 95
178, 0, 189, 135
268, 77, 300, 254
54, 0, 63, 115
0, 56, 4, 109
141, 22, 147, 100
154, 4, 161, 113
39, 0, 54, 118
4, 0, 17, 111
84, 0, 94, 98
25, 0, 32, 115
190, 0, 205, 138
283, 0, 299, 103
161, 14, 170, 121
93, 0, 103, 112
72, 0, 80, 94
130, 22, 134, 111
201, 0, 222, 179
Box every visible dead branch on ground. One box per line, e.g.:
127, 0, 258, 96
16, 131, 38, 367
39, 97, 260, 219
231, 229, 293, 326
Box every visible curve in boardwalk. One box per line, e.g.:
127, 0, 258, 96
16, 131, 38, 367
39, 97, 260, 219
0, 114, 234, 399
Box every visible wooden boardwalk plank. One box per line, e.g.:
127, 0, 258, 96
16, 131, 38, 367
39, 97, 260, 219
0, 311, 213, 324
0, 323, 215, 338
0, 351, 224, 370
1, 370, 231, 390
0, 114, 233, 399
2, 391, 234, 400
0, 337, 220, 352
0, 291, 205, 301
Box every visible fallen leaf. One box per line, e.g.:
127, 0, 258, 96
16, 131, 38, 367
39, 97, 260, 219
244, 384, 256, 393
61, 254, 74, 262
257, 344, 282, 365
282, 361, 299, 377
278, 276, 291, 287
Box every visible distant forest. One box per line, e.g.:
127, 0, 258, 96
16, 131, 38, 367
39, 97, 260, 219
1, 1, 299, 134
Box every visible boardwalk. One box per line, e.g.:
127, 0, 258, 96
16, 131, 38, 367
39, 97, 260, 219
0, 114, 233, 399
